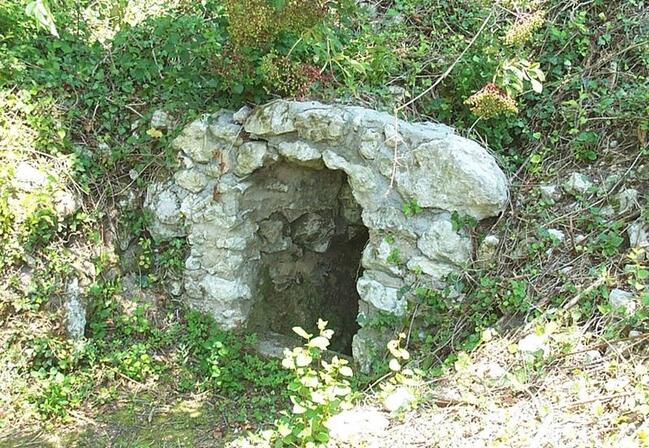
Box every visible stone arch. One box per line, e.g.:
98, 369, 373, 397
145, 100, 508, 370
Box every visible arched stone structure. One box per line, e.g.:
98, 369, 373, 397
145, 100, 508, 370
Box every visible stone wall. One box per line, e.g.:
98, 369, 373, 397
145, 100, 509, 370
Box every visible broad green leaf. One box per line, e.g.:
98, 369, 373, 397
530, 78, 543, 93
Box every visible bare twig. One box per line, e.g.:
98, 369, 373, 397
396, 8, 495, 112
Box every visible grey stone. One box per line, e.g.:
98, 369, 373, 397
475, 361, 507, 380
258, 219, 291, 253
628, 220, 648, 249
603, 173, 621, 191
244, 100, 295, 136
144, 183, 187, 241
609, 288, 637, 314
294, 107, 346, 142
192, 274, 254, 329
200, 248, 246, 278
290, 212, 334, 253
339, 182, 363, 225
539, 184, 561, 203
326, 408, 389, 443
617, 188, 639, 213
518, 333, 548, 356
352, 327, 390, 373
564, 172, 593, 195
384, 124, 405, 149
358, 130, 382, 160
175, 170, 208, 193
253, 332, 301, 359
169, 280, 183, 296
477, 235, 500, 263
362, 237, 407, 277
276, 140, 321, 163
172, 118, 216, 163
356, 273, 406, 315
601, 205, 615, 218
235, 141, 273, 177
151, 109, 173, 129
208, 113, 243, 145
53, 190, 79, 218
417, 218, 472, 266
232, 105, 252, 124
383, 387, 415, 412
406, 256, 455, 283
387, 85, 408, 103
397, 137, 509, 220
547, 228, 565, 243
65, 278, 86, 340
14, 161, 48, 192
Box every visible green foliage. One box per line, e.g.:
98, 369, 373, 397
275, 320, 353, 447
2, 0, 648, 433
402, 199, 422, 217
451, 211, 478, 232
386, 247, 403, 265
379, 333, 420, 410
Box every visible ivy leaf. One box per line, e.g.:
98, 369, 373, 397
389, 358, 401, 372
146, 128, 163, 139
291, 401, 307, 414
295, 352, 312, 367
277, 422, 292, 437
300, 373, 319, 388
315, 431, 330, 443
292, 326, 312, 340
339, 366, 353, 377
308, 336, 330, 350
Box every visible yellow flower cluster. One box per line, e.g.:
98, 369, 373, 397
280, 0, 327, 34
223, 0, 276, 48
464, 83, 519, 119
223, 0, 327, 50
504, 10, 546, 46
499, 0, 544, 9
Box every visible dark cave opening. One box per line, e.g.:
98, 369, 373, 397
244, 163, 368, 355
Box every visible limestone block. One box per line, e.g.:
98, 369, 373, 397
417, 218, 472, 266
356, 272, 406, 315
235, 141, 273, 177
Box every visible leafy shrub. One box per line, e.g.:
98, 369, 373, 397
275, 319, 353, 447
